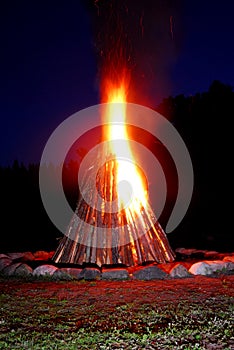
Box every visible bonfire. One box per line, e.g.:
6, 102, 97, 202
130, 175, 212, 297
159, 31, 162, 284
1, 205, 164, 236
53, 79, 175, 266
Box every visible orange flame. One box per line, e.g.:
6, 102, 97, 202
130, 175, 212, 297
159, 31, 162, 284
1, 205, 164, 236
104, 80, 148, 215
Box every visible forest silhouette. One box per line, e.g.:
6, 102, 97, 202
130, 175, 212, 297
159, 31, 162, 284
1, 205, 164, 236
1, 80, 233, 253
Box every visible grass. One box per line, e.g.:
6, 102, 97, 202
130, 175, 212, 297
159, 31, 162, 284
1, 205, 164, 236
0, 279, 233, 349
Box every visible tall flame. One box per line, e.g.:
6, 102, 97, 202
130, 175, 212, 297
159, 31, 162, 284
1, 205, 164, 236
104, 81, 147, 215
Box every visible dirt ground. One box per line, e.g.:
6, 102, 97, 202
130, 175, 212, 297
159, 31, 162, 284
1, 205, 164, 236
1, 275, 233, 307
0, 275, 234, 349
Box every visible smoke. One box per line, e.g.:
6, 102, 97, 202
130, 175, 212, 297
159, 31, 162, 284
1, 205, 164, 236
83, 0, 184, 106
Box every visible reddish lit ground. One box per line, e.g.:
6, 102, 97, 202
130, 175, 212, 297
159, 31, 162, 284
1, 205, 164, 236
0, 276, 233, 349
1, 276, 234, 306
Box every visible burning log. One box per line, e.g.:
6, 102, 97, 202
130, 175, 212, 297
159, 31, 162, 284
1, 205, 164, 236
53, 150, 175, 267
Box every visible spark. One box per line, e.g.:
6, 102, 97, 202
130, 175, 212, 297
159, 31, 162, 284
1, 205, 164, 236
170, 15, 174, 40
94, 0, 99, 16
140, 11, 144, 37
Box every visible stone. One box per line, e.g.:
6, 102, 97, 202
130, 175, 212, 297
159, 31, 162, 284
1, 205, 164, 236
169, 264, 193, 278
21, 252, 35, 261
175, 248, 206, 256
204, 251, 219, 258
189, 262, 209, 275
101, 268, 129, 280
189, 260, 234, 275
224, 262, 234, 272
175, 248, 208, 261
7, 252, 35, 262
133, 266, 168, 280
207, 260, 234, 273
33, 251, 50, 260
79, 268, 101, 280
7, 252, 25, 260
189, 261, 214, 275
2, 263, 22, 276
15, 264, 33, 277
0, 254, 10, 259
33, 264, 58, 276
53, 269, 73, 281
0, 257, 12, 272
223, 256, 234, 263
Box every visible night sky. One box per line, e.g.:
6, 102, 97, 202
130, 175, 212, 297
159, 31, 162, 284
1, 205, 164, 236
1, 0, 234, 166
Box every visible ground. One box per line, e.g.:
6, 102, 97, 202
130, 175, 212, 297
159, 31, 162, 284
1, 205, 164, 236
0, 276, 233, 349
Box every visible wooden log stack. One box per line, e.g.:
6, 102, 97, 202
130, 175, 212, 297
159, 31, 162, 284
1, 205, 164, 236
52, 151, 175, 267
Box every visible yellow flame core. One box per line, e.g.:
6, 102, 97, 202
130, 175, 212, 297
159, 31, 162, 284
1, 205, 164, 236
106, 85, 147, 213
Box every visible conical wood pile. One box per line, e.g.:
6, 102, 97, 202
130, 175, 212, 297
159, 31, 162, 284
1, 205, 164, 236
53, 148, 175, 267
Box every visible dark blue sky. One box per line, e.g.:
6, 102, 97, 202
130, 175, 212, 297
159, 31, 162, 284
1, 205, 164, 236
1, 0, 234, 166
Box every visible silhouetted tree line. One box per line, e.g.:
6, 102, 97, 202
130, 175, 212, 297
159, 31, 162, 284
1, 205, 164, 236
0, 80, 233, 253
158, 80, 233, 251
